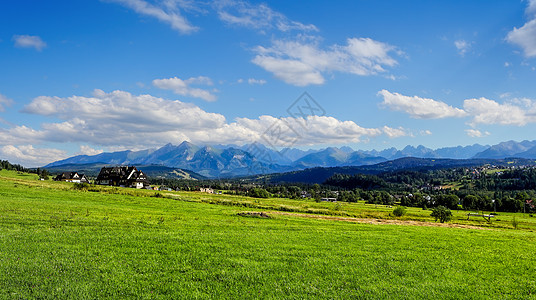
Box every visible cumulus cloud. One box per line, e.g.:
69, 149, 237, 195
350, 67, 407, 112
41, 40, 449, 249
378, 90, 467, 119
381, 126, 410, 138
0, 94, 14, 112
0, 145, 66, 167
7, 89, 401, 152
454, 40, 470, 56
152, 76, 217, 101
378, 90, 536, 127
252, 55, 324, 86
109, 0, 198, 34
465, 129, 490, 138
507, 0, 536, 57
253, 38, 400, 86
16, 89, 225, 147
13, 35, 46, 51
507, 20, 536, 57
214, 0, 317, 32
528, 0, 536, 16
79, 145, 104, 156
463, 97, 536, 126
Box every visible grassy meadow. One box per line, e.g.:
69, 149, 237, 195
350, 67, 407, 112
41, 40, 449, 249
1, 169, 535, 299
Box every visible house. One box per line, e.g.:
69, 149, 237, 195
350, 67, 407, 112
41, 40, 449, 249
54, 172, 90, 184
200, 187, 214, 194
301, 191, 312, 198
321, 197, 337, 202
96, 166, 148, 189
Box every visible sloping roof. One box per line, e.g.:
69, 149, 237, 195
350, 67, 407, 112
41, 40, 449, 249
55, 172, 80, 181
96, 166, 148, 186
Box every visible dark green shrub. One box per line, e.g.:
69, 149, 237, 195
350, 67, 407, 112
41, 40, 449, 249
512, 216, 519, 229
430, 206, 452, 223
72, 183, 90, 190
393, 206, 406, 217
248, 188, 270, 198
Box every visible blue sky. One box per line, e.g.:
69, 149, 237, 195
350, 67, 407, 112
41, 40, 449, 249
1, 0, 536, 166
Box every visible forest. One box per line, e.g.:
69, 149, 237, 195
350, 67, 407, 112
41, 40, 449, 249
143, 165, 536, 214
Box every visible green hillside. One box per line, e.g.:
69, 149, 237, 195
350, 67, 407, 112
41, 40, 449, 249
0, 169, 535, 298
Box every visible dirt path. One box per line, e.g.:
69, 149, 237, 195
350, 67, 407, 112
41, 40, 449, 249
267, 211, 490, 230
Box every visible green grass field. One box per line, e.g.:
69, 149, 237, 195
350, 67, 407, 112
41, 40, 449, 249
1, 169, 535, 299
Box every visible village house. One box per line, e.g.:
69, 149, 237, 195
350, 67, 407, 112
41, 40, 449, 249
96, 166, 149, 189
321, 197, 337, 202
200, 187, 214, 194
54, 172, 90, 184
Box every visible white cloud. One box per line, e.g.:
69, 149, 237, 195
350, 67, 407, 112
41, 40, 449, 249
13, 35, 46, 51
382, 126, 409, 138
15, 89, 225, 147
152, 76, 216, 101
252, 55, 324, 86
110, 0, 316, 35
214, 0, 317, 32
507, 1, 536, 57
5, 90, 402, 156
465, 129, 490, 138
454, 40, 470, 56
109, 0, 198, 34
0, 94, 14, 112
0, 145, 66, 167
253, 38, 400, 86
420, 130, 432, 136
463, 97, 536, 126
232, 115, 384, 146
248, 78, 266, 85
528, 0, 536, 15
507, 19, 536, 57
78, 145, 104, 156
378, 90, 467, 119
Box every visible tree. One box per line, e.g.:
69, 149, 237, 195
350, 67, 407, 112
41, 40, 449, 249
248, 188, 270, 198
40, 169, 50, 180
463, 195, 478, 210
430, 206, 452, 223
436, 194, 459, 210
392, 206, 406, 217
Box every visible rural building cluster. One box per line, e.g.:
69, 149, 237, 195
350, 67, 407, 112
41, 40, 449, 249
53, 172, 90, 184
54, 166, 150, 189
95, 166, 149, 189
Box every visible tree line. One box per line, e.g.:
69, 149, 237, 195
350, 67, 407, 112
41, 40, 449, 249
0, 160, 50, 179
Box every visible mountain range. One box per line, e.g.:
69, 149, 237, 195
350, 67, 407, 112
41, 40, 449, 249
44, 140, 536, 178
258, 157, 536, 184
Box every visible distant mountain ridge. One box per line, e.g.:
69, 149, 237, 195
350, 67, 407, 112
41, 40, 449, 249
45, 140, 536, 178
258, 157, 536, 184
473, 140, 536, 159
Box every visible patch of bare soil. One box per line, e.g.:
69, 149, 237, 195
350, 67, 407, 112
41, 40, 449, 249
268, 211, 489, 230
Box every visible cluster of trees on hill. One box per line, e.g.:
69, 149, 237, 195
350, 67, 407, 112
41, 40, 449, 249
322, 168, 536, 213
145, 165, 536, 214
473, 169, 536, 190
1, 160, 33, 173
0, 160, 50, 179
